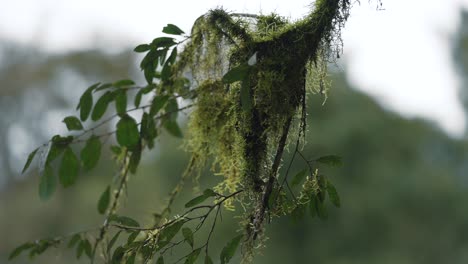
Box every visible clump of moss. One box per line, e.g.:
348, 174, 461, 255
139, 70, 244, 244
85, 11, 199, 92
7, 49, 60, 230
176, 0, 352, 257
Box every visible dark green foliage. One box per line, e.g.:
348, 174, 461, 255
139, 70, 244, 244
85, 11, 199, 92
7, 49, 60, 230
59, 147, 80, 187
116, 114, 140, 150
63, 116, 84, 131
8, 242, 35, 260
163, 24, 185, 35
113, 79, 135, 87
134, 44, 151, 53
220, 235, 243, 264
78, 83, 99, 121
80, 135, 102, 171
185, 189, 216, 208
98, 185, 111, 214
92, 91, 114, 121
150, 95, 169, 116
115, 90, 127, 115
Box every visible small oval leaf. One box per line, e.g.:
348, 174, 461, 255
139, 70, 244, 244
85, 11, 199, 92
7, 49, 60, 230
162, 24, 185, 35
92, 91, 114, 121
63, 116, 84, 131
116, 115, 140, 150
59, 147, 80, 187
98, 185, 111, 214
134, 44, 151, 53
80, 135, 101, 171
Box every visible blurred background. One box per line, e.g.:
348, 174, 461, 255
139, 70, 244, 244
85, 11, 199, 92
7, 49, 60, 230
2, 0, 468, 263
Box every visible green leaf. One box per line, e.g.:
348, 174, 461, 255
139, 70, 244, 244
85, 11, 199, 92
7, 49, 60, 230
144, 64, 155, 84
92, 91, 115, 121
327, 181, 341, 208
141, 112, 157, 148
240, 77, 252, 111
115, 216, 140, 227
315, 155, 342, 167
59, 147, 80, 187
98, 185, 111, 214
68, 234, 81, 248
220, 235, 243, 264
150, 95, 169, 116
205, 255, 214, 264
163, 120, 183, 138
222, 64, 251, 84
184, 189, 216, 208
82, 239, 92, 258
129, 142, 142, 174
116, 114, 140, 150
159, 48, 168, 66
111, 246, 125, 264
9, 242, 34, 260
182, 228, 194, 248
185, 194, 208, 208
162, 24, 185, 35
291, 169, 307, 187
134, 90, 143, 108
22, 148, 38, 174
95, 83, 113, 92
160, 220, 184, 243
134, 44, 151, 53
113, 79, 135, 87
115, 90, 127, 115
185, 248, 201, 264
156, 256, 165, 264
80, 135, 101, 171
127, 231, 140, 244
76, 240, 84, 259
77, 83, 99, 121
46, 143, 64, 165
107, 231, 122, 253
63, 116, 84, 131
203, 189, 217, 196
126, 253, 136, 264
39, 164, 56, 201
167, 47, 178, 65
165, 98, 179, 121
151, 37, 176, 48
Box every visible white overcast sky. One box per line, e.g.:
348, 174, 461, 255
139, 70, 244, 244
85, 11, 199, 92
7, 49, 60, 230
1, 0, 468, 137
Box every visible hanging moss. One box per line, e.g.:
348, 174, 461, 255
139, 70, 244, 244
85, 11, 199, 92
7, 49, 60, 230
175, 0, 352, 257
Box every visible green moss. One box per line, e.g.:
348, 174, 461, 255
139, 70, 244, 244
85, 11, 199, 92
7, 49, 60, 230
174, 0, 352, 256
